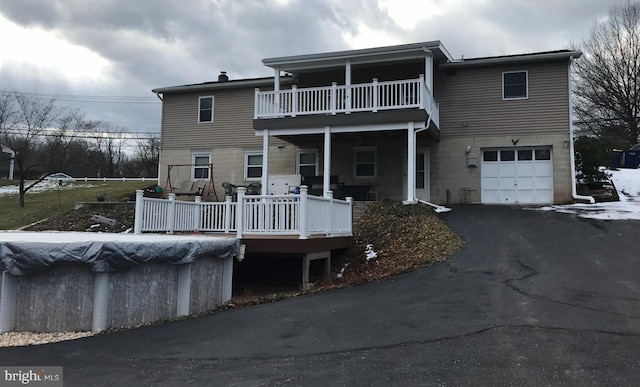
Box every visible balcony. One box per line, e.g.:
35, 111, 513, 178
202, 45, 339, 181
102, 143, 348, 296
254, 76, 439, 128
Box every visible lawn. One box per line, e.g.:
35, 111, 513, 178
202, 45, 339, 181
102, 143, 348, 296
0, 181, 150, 230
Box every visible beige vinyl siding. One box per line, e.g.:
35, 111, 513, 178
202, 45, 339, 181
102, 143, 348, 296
161, 87, 286, 149
435, 61, 570, 138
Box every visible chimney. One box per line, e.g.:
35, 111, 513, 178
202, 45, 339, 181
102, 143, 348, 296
218, 71, 229, 82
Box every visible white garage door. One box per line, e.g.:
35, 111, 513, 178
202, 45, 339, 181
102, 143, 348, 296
481, 148, 553, 204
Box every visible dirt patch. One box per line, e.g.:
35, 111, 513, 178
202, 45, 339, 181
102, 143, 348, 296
24, 207, 135, 233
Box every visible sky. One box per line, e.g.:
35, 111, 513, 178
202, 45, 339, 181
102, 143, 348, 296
0, 0, 619, 135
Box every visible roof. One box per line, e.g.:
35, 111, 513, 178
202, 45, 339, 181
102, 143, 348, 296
440, 50, 582, 69
262, 41, 454, 73
152, 76, 293, 94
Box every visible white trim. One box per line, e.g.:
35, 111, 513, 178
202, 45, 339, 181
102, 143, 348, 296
198, 96, 214, 123
256, 121, 426, 137
296, 149, 319, 177
244, 151, 263, 181
191, 153, 211, 180
502, 70, 528, 100
353, 146, 377, 179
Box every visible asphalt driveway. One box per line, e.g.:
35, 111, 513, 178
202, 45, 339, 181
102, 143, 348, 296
1, 205, 640, 386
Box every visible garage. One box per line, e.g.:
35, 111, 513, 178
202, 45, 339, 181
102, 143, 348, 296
481, 147, 553, 204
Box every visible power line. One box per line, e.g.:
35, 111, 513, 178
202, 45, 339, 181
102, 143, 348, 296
0, 90, 160, 104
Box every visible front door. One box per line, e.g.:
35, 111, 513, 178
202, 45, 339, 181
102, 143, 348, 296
415, 148, 430, 201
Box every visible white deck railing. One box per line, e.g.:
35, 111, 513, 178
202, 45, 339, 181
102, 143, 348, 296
133, 186, 353, 239
254, 75, 439, 128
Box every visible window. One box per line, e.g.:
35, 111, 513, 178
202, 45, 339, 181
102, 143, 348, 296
297, 150, 318, 177
503, 71, 528, 99
192, 154, 210, 180
500, 150, 515, 161
244, 152, 263, 180
483, 150, 498, 162
353, 147, 376, 178
198, 96, 214, 123
535, 149, 551, 160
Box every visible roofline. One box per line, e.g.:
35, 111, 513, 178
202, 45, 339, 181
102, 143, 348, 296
152, 76, 293, 94
440, 50, 583, 69
262, 40, 452, 68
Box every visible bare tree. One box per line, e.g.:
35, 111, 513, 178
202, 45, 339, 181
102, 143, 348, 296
86, 122, 127, 177
0, 92, 64, 207
124, 135, 160, 177
42, 110, 93, 172
574, 2, 640, 148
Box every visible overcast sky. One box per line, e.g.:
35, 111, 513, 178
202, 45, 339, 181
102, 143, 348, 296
0, 0, 618, 135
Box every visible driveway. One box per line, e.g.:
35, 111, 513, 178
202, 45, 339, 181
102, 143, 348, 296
1, 206, 640, 386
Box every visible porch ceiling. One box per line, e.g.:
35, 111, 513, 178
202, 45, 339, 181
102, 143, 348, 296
274, 129, 436, 147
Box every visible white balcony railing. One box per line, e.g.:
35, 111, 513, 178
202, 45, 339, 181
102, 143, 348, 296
133, 186, 353, 239
254, 75, 439, 128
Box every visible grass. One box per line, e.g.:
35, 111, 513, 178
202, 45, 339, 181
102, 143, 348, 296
0, 180, 150, 230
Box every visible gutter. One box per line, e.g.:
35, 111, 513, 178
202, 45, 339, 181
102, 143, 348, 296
568, 56, 595, 204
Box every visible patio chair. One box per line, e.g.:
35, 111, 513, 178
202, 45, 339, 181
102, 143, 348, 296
222, 182, 236, 198
246, 182, 262, 195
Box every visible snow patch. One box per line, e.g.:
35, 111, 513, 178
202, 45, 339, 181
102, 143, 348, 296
365, 244, 377, 261
535, 168, 640, 220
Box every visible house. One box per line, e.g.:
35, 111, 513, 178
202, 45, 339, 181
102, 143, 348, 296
0, 145, 14, 180
153, 41, 585, 206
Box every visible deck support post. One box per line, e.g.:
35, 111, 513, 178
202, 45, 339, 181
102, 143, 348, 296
302, 251, 331, 292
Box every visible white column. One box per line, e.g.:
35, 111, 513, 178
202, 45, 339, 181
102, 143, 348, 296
274, 68, 280, 92
274, 69, 280, 115
345, 60, 351, 114
406, 122, 416, 203
424, 51, 433, 92
323, 126, 331, 197
134, 189, 144, 234
261, 129, 270, 195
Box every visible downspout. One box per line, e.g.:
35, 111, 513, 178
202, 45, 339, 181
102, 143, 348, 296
568, 56, 595, 203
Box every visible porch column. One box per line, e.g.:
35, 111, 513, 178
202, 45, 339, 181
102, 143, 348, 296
424, 50, 433, 92
406, 122, 416, 203
323, 126, 331, 197
345, 60, 351, 114
261, 129, 270, 194
274, 68, 280, 115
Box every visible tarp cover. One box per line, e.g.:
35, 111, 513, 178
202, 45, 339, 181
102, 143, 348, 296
0, 231, 241, 276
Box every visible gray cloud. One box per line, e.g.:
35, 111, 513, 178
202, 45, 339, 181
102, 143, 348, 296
0, 0, 620, 132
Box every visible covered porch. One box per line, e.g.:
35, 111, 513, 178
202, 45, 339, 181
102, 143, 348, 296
254, 41, 451, 204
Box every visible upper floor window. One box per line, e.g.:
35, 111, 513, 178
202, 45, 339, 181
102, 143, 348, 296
503, 71, 528, 100
192, 153, 210, 179
353, 147, 377, 179
297, 149, 318, 178
199, 96, 214, 123
244, 151, 263, 181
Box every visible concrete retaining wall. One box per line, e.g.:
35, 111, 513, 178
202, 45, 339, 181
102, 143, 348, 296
0, 257, 233, 333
